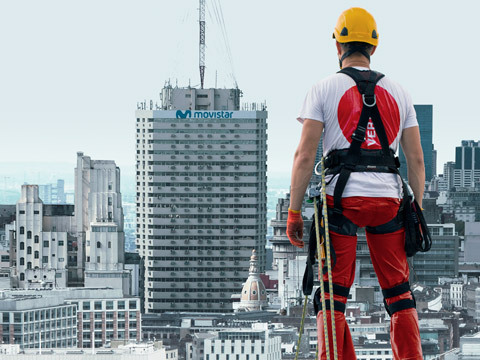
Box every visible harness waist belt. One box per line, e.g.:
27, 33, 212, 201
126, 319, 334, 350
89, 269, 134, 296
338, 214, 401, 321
325, 148, 400, 173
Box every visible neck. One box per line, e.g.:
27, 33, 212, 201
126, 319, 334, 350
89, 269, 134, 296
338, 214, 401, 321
342, 55, 371, 69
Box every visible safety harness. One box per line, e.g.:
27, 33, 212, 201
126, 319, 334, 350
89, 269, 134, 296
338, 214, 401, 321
302, 67, 432, 322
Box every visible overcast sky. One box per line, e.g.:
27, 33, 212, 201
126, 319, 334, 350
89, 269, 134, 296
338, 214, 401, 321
0, 0, 477, 177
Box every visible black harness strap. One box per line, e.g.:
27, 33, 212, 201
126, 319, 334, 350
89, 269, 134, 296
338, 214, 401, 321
382, 281, 411, 299
323, 281, 350, 298
330, 68, 388, 224
314, 288, 347, 314
382, 281, 416, 317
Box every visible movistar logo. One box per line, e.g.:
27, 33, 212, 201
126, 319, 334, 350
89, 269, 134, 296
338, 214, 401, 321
175, 110, 234, 119
176, 110, 191, 119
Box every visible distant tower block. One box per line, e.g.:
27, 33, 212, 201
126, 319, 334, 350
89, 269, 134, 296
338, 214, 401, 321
136, 87, 268, 313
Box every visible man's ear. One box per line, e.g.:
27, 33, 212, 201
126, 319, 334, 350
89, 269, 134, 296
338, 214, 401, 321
370, 46, 377, 56
335, 41, 343, 57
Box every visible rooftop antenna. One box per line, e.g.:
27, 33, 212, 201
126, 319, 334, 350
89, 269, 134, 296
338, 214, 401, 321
199, 0, 206, 89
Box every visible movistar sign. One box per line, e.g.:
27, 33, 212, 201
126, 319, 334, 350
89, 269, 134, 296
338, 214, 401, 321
176, 110, 234, 119
149, 110, 266, 119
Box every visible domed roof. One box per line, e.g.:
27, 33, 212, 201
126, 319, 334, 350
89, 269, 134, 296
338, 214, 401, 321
238, 250, 268, 311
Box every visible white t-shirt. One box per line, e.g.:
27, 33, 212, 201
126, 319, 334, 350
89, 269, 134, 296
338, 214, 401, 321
297, 67, 418, 198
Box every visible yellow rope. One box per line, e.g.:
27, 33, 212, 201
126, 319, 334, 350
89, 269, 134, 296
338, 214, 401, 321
320, 157, 338, 360
314, 196, 330, 360
294, 295, 309, 360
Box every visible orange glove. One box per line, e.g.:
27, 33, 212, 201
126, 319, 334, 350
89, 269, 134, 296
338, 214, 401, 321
287, 208, 304, 248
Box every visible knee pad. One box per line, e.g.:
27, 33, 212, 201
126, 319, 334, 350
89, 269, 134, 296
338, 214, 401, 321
382, 281, 416, 317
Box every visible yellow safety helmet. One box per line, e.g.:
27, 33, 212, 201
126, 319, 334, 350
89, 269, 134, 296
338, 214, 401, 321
333, 7, 378, 46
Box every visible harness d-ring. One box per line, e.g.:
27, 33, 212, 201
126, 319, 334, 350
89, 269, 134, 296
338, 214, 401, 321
362, 93, 376, 107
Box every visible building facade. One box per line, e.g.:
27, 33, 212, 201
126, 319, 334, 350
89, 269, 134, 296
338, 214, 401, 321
412, 224, 459, 286
0, 294, 77, 349
399, 104, 433, 182
203, 328, 281, 360
15, 185, 76, 288
136, 86, 268, 313
453, 140, 480, 189
75, 153, 130, 294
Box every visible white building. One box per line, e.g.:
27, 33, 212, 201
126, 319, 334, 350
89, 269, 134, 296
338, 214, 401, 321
0, 341, 177, 360
0, 291, 77, 348
203, 326, 281, 360
15, 185, 75, 288
450, 283, 463, 308
136, 86, 268, 313
0, 287, 141, 349
75, 152, 131, 295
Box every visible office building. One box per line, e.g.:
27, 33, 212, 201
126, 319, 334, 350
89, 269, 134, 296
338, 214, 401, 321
0, 293, 77, 348
203, 326, 281, 360
412, 224, 459, 286
399, 105, 433, 182
0, 287, 141, 350
0, 342, 177, 360
135, 86, 268, 313
15, 185, 76, 288
75, 152, 131, 295
453, 140, 480, 188
39, 180, 66, 204
67, 291, 141, 348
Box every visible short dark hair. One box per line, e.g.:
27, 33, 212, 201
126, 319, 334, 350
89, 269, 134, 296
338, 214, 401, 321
340, 41, 374, 54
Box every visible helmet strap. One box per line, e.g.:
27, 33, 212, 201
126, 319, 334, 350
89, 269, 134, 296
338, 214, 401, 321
339, 46, 371, 69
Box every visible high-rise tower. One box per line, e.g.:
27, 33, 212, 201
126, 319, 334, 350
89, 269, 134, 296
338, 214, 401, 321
399, 104, 433, 182
136, 87, 268, 313
75, 152, 130, 294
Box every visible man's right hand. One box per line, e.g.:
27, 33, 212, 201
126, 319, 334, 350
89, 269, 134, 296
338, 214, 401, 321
286, 209, 304, 248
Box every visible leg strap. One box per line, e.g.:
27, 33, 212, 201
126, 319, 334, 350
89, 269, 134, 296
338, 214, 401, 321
314, 285, 349, 315
382, 282, 416, 317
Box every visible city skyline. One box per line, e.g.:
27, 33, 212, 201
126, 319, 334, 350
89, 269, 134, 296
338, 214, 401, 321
1, 1, 479, 175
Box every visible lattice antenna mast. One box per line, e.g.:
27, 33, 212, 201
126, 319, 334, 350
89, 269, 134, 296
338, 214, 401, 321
199, 0, 206, 89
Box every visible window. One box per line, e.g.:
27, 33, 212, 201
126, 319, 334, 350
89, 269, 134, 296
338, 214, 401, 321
34, 210, 39, 214
19, 210, 25, 215
27, 231, 32, 239
27, 262, 32, 269
108, 183, 112, 190
118, 301, 125, 310
20, 273, 24, 281
108, 197, 112, 205
43, 241, 49, 248
19, 227, 24, 235
108, 241, 111, 249
20, 257, 24, 266
27, 246, 32, 255
94, 302, 102, 310
34, 235, 39, 244
83, 302, 90, 311
58, 258, 64, 262
97, 242, 101, 249
97, 256, 100, 263
34, 251, 39, 259
129, 300, 137, 310
20, 242, 24, 250
42, 256, 48, 263
58, 240, 64, 246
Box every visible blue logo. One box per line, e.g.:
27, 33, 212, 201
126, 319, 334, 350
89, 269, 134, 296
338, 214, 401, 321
176, 110, 192, 119
175, 110, 234, 119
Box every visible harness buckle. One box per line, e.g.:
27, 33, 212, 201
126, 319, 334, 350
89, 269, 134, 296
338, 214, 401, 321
362, 94, 376, 107
351, 126, 366, 142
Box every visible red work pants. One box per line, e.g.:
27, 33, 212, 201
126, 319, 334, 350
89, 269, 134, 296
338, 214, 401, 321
316, 196, 423, 360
